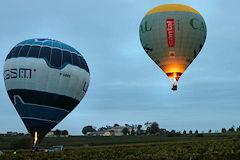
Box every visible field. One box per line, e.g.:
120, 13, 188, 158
1, 133, 240, 160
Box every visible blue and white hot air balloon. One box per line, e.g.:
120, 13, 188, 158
3, 38, 90, 150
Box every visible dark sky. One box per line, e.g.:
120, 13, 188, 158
0, 0, 240, 135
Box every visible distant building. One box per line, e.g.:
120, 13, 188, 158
108, 126, 125, 136
86, 125, 137, 136
7, 132, 18, 136
86, 131, 114, 136
103, 131, 112, 136
108, 126, 138, 136
86, 131, 99, 136
46, 131, 55, 137
46, 130, 69, 137
0, 132, 26, 136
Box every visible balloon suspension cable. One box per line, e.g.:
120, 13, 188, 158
32, 132, 39, 152
169, 77, 178, 91
167, 72, 180, 91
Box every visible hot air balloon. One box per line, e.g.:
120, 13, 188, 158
139, 4, 207, 90
3, 38, 90, 151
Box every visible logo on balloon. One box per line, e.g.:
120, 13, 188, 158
189, 18, 206, 33
166, 19, 175, 47
140, 21, 152, 34
4, 68, 34, 80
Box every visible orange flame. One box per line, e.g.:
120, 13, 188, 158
34, 132, 38, 144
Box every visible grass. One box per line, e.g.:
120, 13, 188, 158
0, 132, 239, 150
1, 136, 240, 160
0, 133, 240, 160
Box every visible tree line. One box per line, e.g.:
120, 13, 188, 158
82, 122, 240, 136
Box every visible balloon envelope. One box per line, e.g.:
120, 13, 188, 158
139, 4, 207, 89
4, 38, 90, 141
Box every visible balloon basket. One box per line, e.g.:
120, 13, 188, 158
32, 144, 39, 152
32, 141, 39, 152
171, 84, 177, 91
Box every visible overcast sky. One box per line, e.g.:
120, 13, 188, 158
0, 0, 240, 135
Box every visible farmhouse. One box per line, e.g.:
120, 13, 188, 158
86, 126, 137, 136
46, 130, 69, 137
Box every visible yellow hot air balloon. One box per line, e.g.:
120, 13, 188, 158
139, 4, 207, 90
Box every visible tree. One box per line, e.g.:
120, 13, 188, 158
144, 121, 152, 128
171, 130, 176, 135
114, 124, 120, 127
125, 124, 131, 128
167, 130, 176, 137
208, 129, 212, 133
82, 126, 96, 135
62, 130, 69, 136
228, 126, 235, 132
149, 122, 160, 135
195, 130, 198, 134
175, 131, 181, 137
146, 127, 150, 135
222, 128, 226, 133
159, 129, 167, 135
106, 125, 112, 129
189, 130, 193, 134
131, 124, 137, 130
17, 133, 24, 136
122, 127, 130, 135
183, 130, 187, 135
54, 129, 61, 136
98, 127, 107, 131
137, 125, 143, 135
137, 125, 142, 130
130, 129, 136, 136
237, 126, 240, 132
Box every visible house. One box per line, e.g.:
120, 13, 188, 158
108, 126, 125, 136
86, 131, 114, 136
46, 130, 69, 137
86, 131, 110, 136
46, 131, 55, 137
6, 132, 18, 136
103, 131, 112, 136
86, 131, 102, 136
108, 126, 138, 136
86, 125, 137, 136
